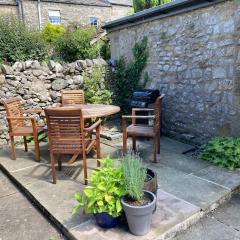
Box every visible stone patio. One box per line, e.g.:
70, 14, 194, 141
1, 136, 240, 240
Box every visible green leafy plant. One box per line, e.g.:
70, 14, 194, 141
0, 15, 49, 63
42, 22, 66, 43
84, 66, 112, 104
55, 26, 100, 62
133, 0, 171, 12
200, 137, 240, 170
121, 152, 146, 201
73, 158, 126, 217
110, 37, 149, 111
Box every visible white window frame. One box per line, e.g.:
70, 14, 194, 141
48, 10, 61, 25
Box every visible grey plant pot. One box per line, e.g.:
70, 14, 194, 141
121, 190, 156, 236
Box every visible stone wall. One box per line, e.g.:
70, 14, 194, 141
0, 58, 107, 146
108, 0, 240, 144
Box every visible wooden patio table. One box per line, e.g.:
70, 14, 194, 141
43, 103, 120, 118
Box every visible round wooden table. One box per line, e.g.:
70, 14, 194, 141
44, 104, 120, 118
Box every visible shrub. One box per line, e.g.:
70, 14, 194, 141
72, 158, 126, 217
55, 26, 100, 62
121, 152, 146, 201
110, 37, 149, 111
42, 22, 66, 43
84, 66, 112, 104
0, 15, 49, 63
200, 137, 240, 170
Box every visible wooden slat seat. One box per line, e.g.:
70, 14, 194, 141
12, 126, 44, 136
0, 98, 44, 161
122, 95, 165, 162
126, 124, 155, 137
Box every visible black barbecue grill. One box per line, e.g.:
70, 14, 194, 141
129, 89, 160, 125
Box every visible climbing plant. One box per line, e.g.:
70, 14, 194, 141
109, 37, 149, 111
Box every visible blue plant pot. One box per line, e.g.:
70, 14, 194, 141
94, 213, 119, 229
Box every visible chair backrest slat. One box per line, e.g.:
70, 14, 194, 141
44, 108, 85, 152
61, 90, 85, 105
1, 98, 25, 130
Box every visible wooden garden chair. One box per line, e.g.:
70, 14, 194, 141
44, 108, 101, 184
61, 89, 85, 106
1, 98, 44, 161
122, 95, 165, 162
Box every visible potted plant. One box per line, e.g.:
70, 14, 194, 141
72, 158, 126, 228
121, 153, 156, 236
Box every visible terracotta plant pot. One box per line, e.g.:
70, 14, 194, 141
121, 190, 156, 236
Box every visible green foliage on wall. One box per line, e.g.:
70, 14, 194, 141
41, 22, 66, 43
200, 137, 240, 170
55, 26, 100, 62
0, 15, 49, 63
84, 66, 112, 104
110, 37, 149, 111
133, 0, 172, 12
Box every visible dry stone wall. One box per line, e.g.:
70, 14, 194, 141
108, 0, 240, 144
0, 58, 107, 146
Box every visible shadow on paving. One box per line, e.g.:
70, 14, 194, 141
0, 136, 240, 239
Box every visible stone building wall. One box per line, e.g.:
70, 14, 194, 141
111, 5, 132, 19
108, 0, 240, 144
0, 0, 18, 15
0, 58, 107, 146
22, 1, 112, 28
0, 0, 132, 29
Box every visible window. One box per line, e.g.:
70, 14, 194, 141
48, 10, 61, 24
90, 17, 99, 26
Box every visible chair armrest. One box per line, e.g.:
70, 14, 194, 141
132, 108, 154, 112
7, 117, 36, 120
7, 117, 38, 130
122, 115, 155, 119
23, 109, 43, 114
84, 119, 102, 132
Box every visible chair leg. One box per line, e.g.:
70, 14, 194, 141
50, 152, 56, 184
57, 154, 62, 171
122, 119, 127, 154
132, 137, 136, 151
153, 136, 158, 163
33, 134, 40, 162
96, 126, 101, 167
10, 136, 16, 160
23, 137, 28, 152
82, 151, 88, 185
157, 134, 160, 154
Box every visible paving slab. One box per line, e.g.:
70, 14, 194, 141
148, 163, 230, 210
24, 179, 90, 230
173, 215, 240, 240
0, 174, 63, 240
1, 137, 240, 240
193, 165, 240, 190
70, 190, 200, 240
0, 171, 18, 197
213, 194, 240, 231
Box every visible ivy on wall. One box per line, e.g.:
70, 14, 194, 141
109, 37, 149, 112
